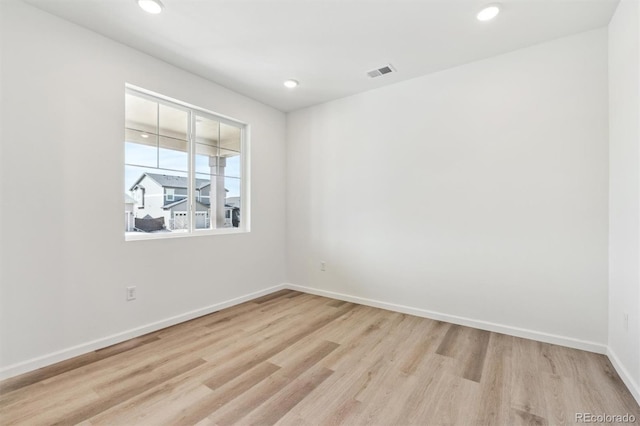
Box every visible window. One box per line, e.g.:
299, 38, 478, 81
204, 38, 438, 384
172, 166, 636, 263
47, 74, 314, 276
124, 86, 247, 239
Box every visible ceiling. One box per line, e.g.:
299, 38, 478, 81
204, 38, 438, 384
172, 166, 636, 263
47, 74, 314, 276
25, 0, 618, 112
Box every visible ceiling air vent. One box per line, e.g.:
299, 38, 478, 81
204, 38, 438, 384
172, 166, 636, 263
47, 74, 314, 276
367, 64, 396, 78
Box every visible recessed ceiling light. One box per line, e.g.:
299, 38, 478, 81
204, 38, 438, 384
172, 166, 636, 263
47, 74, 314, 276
141, 133, 149, 138
284, 79, 299, 89
477, 4, 500, 21
138, 0, 164, 14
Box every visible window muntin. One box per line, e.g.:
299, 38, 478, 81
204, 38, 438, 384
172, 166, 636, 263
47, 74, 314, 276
124, 87, 246, 239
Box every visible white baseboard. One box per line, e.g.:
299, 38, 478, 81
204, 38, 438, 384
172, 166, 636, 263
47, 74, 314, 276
284, 283, 607, 354
0, 284, 286, 381
607, 347, 640, 406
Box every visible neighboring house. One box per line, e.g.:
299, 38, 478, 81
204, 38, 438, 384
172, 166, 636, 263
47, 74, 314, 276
225, 196, 241, 209
162, 198, 212, 229
224, 196, 241, 228
128, 172, 237, 231
124, 193, 136, 211
124, 193, 137, 231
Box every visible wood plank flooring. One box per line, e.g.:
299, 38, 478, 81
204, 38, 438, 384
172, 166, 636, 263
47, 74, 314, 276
1, 290, 638, 425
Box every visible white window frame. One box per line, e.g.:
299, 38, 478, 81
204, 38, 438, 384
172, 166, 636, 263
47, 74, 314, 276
125, 84, 250, 241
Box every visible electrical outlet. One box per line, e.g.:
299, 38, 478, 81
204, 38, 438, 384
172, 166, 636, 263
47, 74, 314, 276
623, 312, 629, 332
126, 286, 137, 301
320, 261, 326, 272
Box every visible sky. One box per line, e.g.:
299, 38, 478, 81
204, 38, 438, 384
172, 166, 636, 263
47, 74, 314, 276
124, 141, 242, 198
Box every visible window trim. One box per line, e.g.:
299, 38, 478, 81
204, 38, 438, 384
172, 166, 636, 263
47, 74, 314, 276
125, 84, 250, 241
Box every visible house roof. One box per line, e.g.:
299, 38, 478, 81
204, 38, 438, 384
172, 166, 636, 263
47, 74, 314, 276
130, 172, 210, 191
124, 193, 136, 204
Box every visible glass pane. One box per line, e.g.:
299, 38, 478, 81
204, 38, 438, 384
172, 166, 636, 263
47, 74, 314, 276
220, 148, 241, 178
125, 128, 157, 147
225, 177, 241, 199
159, 136, 188, 172
164, 186, 188, 205
225, 177, 241, 229
195, 116, 219, 146
220, 123, 241, 152
124, 166, 189, 234
195, 142, 220, 175
195, 172, 235, 230
125, 91, 246, 236
124, 136, 158, 167
159, 104, 188, 140
159, 135, 188, 151
169, 212, 190, 232
124, 164, 144, 233
125, 93, 157, 134
194, 174, 211, 230
125, 164, 153, 197
195, 174, 211, 207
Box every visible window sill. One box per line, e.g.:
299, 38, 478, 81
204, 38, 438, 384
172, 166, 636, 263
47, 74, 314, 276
125, 227, 248, 242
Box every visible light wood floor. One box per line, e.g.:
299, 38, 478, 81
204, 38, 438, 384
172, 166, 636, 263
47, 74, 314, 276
1, 290, 638, 425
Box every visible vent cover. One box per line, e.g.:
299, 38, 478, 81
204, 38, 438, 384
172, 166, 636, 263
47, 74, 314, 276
367, 64, 396, 78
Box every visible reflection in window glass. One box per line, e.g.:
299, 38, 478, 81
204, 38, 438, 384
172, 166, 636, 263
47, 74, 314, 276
195, 116, 219, 146
159, 104, 188, 140
125, 94, 157, 133
195, 142, 219, 175
220, 122, 241, 152
125, 141, 157, 169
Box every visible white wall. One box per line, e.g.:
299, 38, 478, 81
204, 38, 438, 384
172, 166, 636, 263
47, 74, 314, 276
0, 1, 287, 376
287, 29, 609, 350
608, 0, 640, 401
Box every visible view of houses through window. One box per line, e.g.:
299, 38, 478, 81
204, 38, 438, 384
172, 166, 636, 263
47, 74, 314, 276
124, 88, 244, 237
